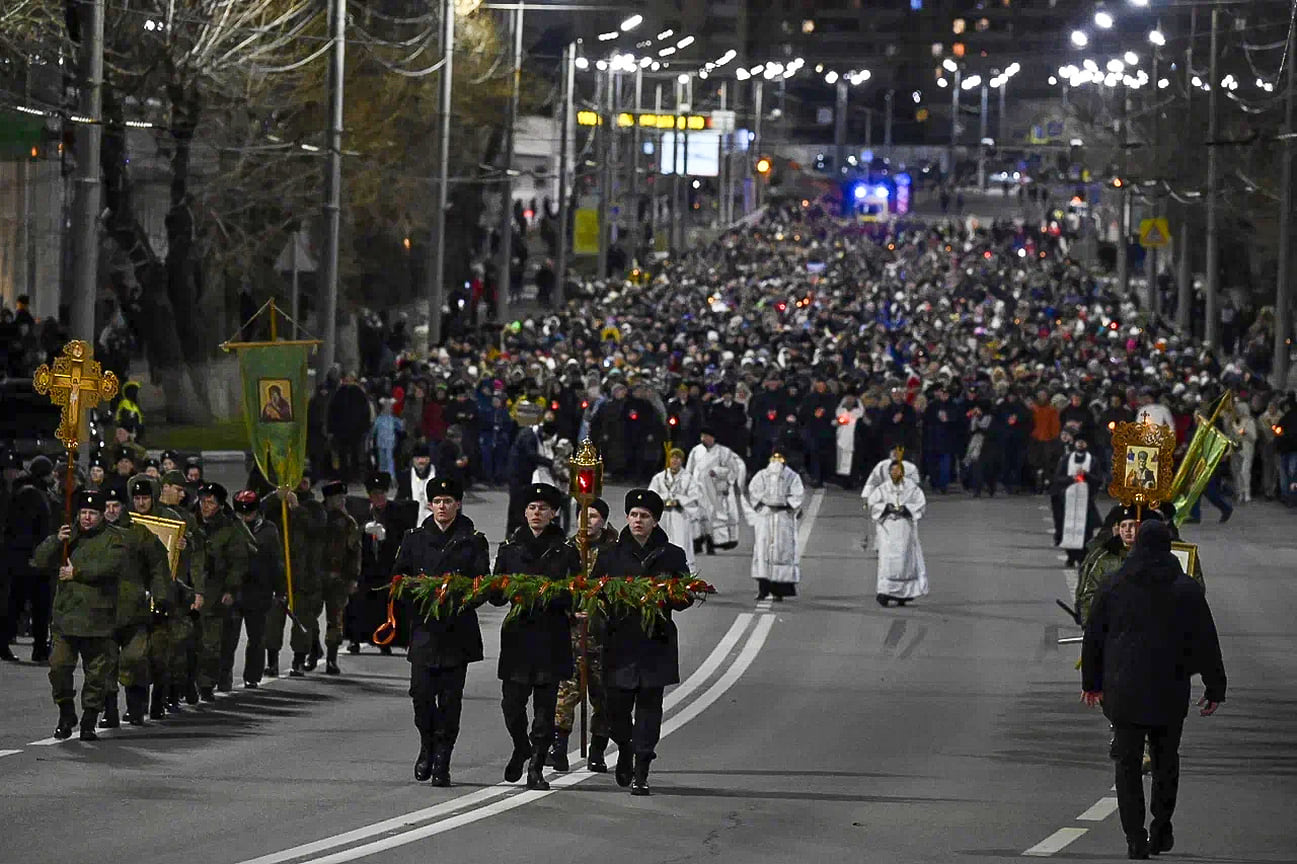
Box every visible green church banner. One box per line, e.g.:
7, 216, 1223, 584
232, 342, 313, 490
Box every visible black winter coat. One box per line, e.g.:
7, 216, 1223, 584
2, 474, 52, 559
1082, 548, 1227, 726
592, 526, 692, 689
491, 524, 580, 683
393, 513, 488, 669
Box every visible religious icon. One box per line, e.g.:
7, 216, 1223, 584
131, 513, 187, 579
258, 379, 294, 423
1125, 446, 1159, 489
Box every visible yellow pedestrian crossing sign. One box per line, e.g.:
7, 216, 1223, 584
1139, 217, 1171, 249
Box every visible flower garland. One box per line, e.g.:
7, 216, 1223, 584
377, 572, 718, 639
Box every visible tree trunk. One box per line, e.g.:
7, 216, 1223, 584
100, 70, 210, 423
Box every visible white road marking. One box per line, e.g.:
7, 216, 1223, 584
663, 614, 753, 713
0, 749, 21, 758
1076, 797, 1118, 822
797, 490, 825, 549
285, 615, 779, 864
1022, 827, 1088, 857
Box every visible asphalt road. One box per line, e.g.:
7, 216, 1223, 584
2, 482, 1294, 864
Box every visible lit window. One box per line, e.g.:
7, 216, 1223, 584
952, 18, 965, 34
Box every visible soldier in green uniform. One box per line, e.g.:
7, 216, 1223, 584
320, 481, 361, 675
194, 483, 250, 700
552, 497, 619, 773
230, 489, 280, 688
157, 470, 205, 707
263, 476, 327, 677
100, 484, 171, 727
33, 490, 127, 740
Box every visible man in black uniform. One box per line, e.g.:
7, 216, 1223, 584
346, 472, 419, 654
230, 489, 282, 689
491, 482, 580, 790
593, 489, 692, 796
1082, 520, 1227, 859
392, 477, 489, 787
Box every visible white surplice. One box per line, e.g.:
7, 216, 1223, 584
834, 404, 865, 475
860, 458, 921, 500
686, 441, 747, 546
745, 462, 805, 585
649, 467, 703, 575
866, 478, 929, 600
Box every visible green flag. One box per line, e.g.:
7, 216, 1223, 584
1171, 424, 1233, 527
234, 344, 312, 489
1169, 390, 1232, 500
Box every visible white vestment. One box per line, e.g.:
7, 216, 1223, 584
686, 442, 747, 546
649, 468, 702, 575
866, 479, 929, 600
835, 405, 865, 475
745, 463, 805, 584
1060, 451, 1094, 551
409, 466, 434, 518
861, 458, 921, 501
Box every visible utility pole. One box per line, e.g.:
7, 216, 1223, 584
650, 82, 662, 248
948, 68, 961, 181
70, 0, 104, 343
21, 64, 36, 299
596, 69, 611, 276
834, 80, 848, 177
555, 41, 573, 306
630, 66, 643, 259
1177, 7, 1197, 334
884, 88, 894, 150
1117, 88, 1130, 298
495, 1, 523, 323
718, 81, 729, 226
977, 81, 989, 191
318, 0, 345, 374
997, 81, 1006, 151
752, 79, 764, 212
1145, 32, 1161, 318
1275, 21, 1295, 387
1204, 6, 1220, 348
427, 0, 454, 347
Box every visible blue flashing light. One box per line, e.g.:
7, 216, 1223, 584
871, 185, 890, 200
852, 184, 868, 201
895, 172, 912, 187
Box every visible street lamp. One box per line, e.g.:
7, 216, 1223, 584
1094, 10, 1115, 29
1071, 30, 1089, 47
619, 13, 642, 32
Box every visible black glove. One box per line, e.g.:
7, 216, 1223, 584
897, 506, 912, 519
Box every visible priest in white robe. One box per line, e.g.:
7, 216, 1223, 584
834, 396, 865, 482
1051, 437, 1102, 566
865, 461, 929, 607
649, 448, 703, 575
859, 445, 920, 555
745, 451, 805, 600
686, 429, 747, 553
396, 442, 436, 525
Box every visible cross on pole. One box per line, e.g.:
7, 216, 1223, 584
32, 339, 120, 449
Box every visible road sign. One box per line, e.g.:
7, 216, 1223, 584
710, 109, 736, 133
1139, 217, 1171, 249
573, 208, 600, 256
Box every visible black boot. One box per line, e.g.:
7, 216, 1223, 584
526, 743, 550, 790
100, 692, 121, 728
1149, 824, 1174, 856
414, 738, 433, 782
54, 702, 77, 739
124, 685, 149, 725
305, 640, 321, 671
1128, 833, 1150, 860
347, 642, 360, 655
430, 744, 452, 787
167, 685, 181, 710
198, 686, 216, 703
290, 652, 306, 677
504, 745, 530, 783
587, 735, 609, 773
185, 682, 200, 705
630, 754, 652, 796
326, 646, 341, 675
265, 650, 279, 678
614, 746, 634, 788
704, 536, 716, 556
80, 711, 100, 741
875, 594, 892, 608
549, 732, 570, 772
149, 687, 167, 720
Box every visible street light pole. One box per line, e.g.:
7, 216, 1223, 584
1145, 33, 1161, 318
753, 78, 764, 212
555, 41, 573, 306
494, 1, 523, 323
596, 69, 611, 277
1275, 20, 1295, 387
834, 79, 848, 176
1177, 6, 1197, 334
1117, 88, 1130, 299
1203, 6, 1220, 348
977, 81, 989, 192
70, 0, 104, 344
884, 88, 894, 150
948, 67, 961, 181
427, 0, 454, 347
318, 0, 345, 374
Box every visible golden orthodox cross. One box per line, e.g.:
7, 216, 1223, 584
32, 340, 120, 449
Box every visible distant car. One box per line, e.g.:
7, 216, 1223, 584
0, 379, 67, 460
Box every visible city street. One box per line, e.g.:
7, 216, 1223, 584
1, 486, 1292, 863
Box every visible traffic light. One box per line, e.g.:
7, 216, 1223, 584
755, 156, 772, 175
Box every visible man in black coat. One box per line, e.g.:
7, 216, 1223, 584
491, 482, 580, 790
704, 387, 748, 460
505, 424, 552, 538
1082, 520, 1227, 859
2, 453, 54, 662
345, 472, 419, 653
392, 477, 488, 787
592, 489, 693, 797
327, 374, 372, 483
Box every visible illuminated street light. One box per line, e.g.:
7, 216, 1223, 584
1005, 62, 1021, 77
1071, 30, 1089, 47
1124, 51, 1138, 66
1129, 0, 1149, 6
1148, 29, 1165, 46
619, 14, 642, 32
736, 68, 751, 80
676, 35, 695, 49
1158, 77, 1170, 89
825, 70, 840, 84
575, 56, 589, 70
942, 58, 958, 72
1049, 75, 1058, 85
961, 74, 981, 90
597, 31, 618, 42
656, 29, 673, 41
1107, 59, 1124, 73
1094, 11, 1114, 29
658, 46, 675, 57
937, 77, 949, 88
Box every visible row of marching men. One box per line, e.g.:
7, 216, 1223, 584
33, 470, 363, 740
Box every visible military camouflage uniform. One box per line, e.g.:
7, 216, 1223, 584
320, 504, 361, 655
154, 489, 206, 705
33, 522, 126, 717
103, 507, 171, 722
263, 490, 327, 670
196, 508, 251, 691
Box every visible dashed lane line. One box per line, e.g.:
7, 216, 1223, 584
1077, 797, 1119, 822
1023, 827, 1088, 857
0, 749, 21, 758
